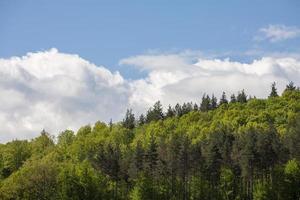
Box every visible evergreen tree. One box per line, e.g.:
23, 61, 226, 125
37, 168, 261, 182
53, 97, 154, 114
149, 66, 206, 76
219, 92, 228, 105
166, 105, 175, 118
285, 81, 296, 91
200, 94, 211, 112
138, 114, 146, 126
146, 101, 164, 122
269, 82, 278, 98
135, 141, 144, 172
230, 94, 237, 103
237, 90, 247, 103
145, 134, 158, 174
211, 95, 218, 110
193, 103, 199, 111
174, 103, 183, 117
122, 109, 135, 129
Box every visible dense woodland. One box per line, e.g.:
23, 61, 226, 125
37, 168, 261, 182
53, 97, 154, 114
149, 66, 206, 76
0, 82, 300, 200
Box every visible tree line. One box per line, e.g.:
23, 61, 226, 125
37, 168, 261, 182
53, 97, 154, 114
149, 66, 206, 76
0, 82, 300, 200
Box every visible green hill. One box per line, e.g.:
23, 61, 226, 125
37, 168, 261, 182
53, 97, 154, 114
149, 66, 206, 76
1, 85, 300, 200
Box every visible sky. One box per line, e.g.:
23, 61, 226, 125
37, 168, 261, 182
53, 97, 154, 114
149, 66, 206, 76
1, 0, 300, 142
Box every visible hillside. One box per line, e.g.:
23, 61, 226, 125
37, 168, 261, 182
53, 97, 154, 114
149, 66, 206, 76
0, 85, 300, 200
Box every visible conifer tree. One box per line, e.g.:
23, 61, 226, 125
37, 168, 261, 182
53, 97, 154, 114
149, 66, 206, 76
122, 109, 135, 129
211, 95, 218, 110
138, 114, 146, 126
237, 90, 247, 103
269, 82, 278, 98
219, 92, 228, 105
135, 141, 144, 172
166, 105, 175, 118
200, 94, 211, 112
146, 101, 164, 122
175, 103, 183, 117
193, 103, 199, 111
230, 94, 237, 103
285, 81, 296, 91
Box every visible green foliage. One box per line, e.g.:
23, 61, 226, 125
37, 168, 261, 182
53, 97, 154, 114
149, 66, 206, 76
0, 88, 300, 199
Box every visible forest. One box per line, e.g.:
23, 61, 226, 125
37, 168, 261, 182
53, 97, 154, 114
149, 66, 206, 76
0, 82, 300, 200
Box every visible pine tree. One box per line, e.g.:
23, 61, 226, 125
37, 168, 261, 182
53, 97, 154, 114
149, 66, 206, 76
193, 103, 199, 111
146, 101, 164, 122
269, 82, 278, 98
166, 105, 175, 118
285, 81, 296, 91
237, 90, 247, 103
175, 103, 183, 117
135, 141, 144, 172
122, 109, 135, 129
200, 94, 211, 112
219, 92, 228, 105
181, 102, 193, 115
145, 134, 158, 174
211, 95, 218, 110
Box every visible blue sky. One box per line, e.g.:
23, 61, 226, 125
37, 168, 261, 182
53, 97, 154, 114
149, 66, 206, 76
1, 0, 300, 141
1, 0, 300, 78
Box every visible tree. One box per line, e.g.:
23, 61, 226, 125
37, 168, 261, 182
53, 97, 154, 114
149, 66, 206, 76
58, 130, 75, 147
179, 136, 191, 200
0, 140, 31, 178
31, 130, 55, 157
166, 105, 175, 118
145, 134, 158, 173
146, 101, 164, 122
269, 82, 278, 98
109, 119, 113, 131
138, 114, 146, 126
211, 95, 218, 109
93, 143, 121, 199
284, 113, 300, 161
219, 92, 228, 105
237, 90, 247, 103
122, 109, 135, 129
200, 94, 211, 112
233, 129, 258, 200
285, 81, 296, 91
0, 160, 59, 200
58, 161, 107, 200
174, 103, 183, 117
230, 94, 237, 103
193, 103, 199, 111
134, 141, 144, 172
283, 159, 300, 200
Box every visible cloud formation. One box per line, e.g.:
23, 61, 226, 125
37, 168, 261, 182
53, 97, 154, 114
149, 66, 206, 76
255, 24, 300, 42
1, 49, 300, 142
0, 49, 129, 142
122, 53, 300, 113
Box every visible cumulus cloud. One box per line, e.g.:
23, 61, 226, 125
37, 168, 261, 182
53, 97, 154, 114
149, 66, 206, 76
255, 24, 300, 42
0, 48, 129, 142
1, 49, 300, 142
121, 54, 300, 114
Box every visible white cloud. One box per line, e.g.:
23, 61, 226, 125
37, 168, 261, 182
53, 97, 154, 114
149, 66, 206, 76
255, 24, 300, 42
0, 48, 129, 142
122, 54, 300, 114
1, 49, 300, 142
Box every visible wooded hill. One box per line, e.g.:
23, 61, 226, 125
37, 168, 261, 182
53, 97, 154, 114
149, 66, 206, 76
0, 82, 300, 200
